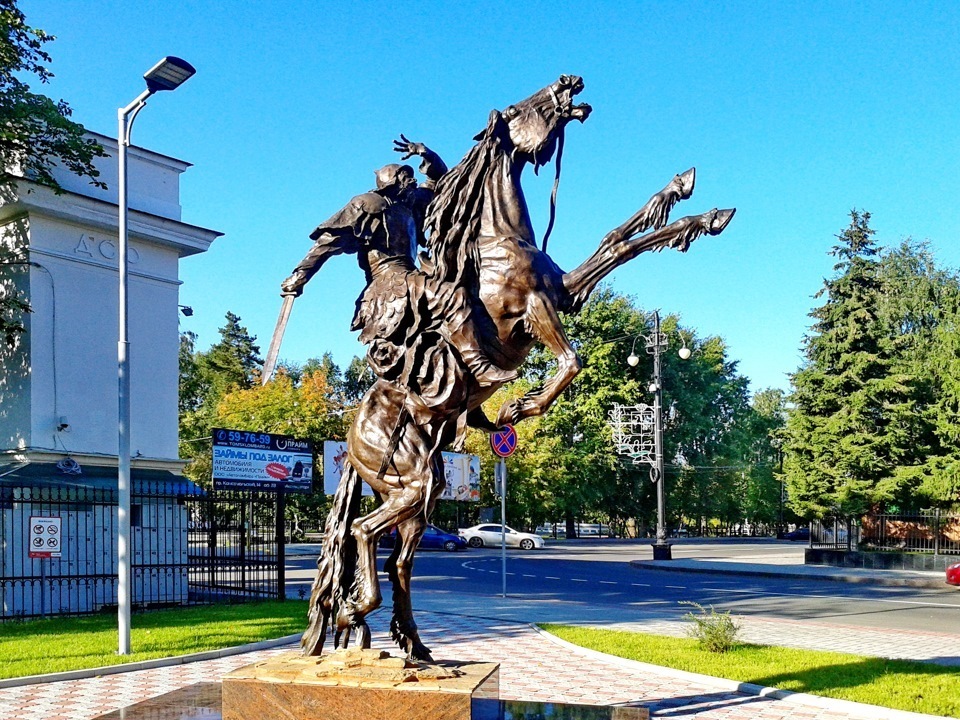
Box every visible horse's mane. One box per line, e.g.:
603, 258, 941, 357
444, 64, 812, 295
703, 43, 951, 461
424, 112, 507, 286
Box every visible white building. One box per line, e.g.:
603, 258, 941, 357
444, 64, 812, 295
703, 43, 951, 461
0, 132, 220, 616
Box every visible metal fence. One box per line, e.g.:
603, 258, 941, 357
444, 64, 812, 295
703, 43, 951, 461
810, 517, 860, 550
860, 511, 960, 555
1, 480, 284, 620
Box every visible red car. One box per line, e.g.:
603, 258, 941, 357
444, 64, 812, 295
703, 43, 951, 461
947, 562, 960, 587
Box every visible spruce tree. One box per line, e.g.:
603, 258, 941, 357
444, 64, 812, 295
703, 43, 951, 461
784, 211, 922, 517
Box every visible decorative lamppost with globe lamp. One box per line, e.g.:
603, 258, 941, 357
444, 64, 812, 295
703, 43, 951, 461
611, 310, 691, 560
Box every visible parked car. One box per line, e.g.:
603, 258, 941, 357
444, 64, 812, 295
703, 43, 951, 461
783, 527, 810, 542
378, 524, 467, 552
947, 562, 960, 587
458, 524, 544, 550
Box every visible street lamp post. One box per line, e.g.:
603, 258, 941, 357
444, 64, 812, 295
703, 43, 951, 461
628, 311, 670, 558
623, 311, 688, 560
116, 57, 195, 656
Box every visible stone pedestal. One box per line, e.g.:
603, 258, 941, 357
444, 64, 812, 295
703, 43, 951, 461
222, 648, 499, 720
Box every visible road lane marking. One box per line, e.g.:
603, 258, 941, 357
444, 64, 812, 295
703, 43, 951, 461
665, 585, 686, 589
523, 574, 536, 578
631, 583, 650, 587
571, 579, 588, 582
546, 576, 561, 580
599, 581, 617, 585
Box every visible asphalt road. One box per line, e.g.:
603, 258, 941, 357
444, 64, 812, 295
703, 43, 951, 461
284, 539, 960, 635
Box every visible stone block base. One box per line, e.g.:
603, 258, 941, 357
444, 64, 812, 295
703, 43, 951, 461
222, 648, 499, 720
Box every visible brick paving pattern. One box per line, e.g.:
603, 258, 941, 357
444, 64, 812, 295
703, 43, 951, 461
0, 612, 917, 720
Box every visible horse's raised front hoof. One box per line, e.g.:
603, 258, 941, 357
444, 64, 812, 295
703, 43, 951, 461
496, 397, 533, 426
676, 167, 696, 200
707, 208, 736, 235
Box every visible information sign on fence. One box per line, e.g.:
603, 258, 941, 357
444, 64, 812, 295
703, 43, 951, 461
212, 428, 313, 492
28, 516, 62, 559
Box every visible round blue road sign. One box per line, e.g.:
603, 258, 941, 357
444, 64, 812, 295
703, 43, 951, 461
490, 424, 518, 457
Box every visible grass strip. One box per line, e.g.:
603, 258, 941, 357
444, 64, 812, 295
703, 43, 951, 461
541, 624, 960, 719
0, 601, 308, 680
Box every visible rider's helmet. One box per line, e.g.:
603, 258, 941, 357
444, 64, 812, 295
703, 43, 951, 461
374, 163, 415, 190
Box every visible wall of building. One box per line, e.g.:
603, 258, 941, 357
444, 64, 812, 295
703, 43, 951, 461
0, 132, 220, 465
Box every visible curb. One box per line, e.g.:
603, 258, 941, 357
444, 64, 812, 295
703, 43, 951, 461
630, 560, 946, 588
531, 625, 950, 720
0, 634, 301, 690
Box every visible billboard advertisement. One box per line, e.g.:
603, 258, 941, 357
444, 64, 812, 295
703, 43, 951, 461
212, 428, 313, 492
321, 442, 479, 501
323, 440, 373, 496
439, 452, 481, 502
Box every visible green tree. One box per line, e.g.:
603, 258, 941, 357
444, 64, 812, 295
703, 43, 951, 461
179, 312, 263, 485
876, 242, 960, 508
783, 212, 927, 518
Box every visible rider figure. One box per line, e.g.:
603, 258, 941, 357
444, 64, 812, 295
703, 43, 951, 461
281, 137, 515, 389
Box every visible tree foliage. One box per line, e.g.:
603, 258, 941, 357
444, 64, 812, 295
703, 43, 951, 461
460, 287, 781, 536
784, 212, 960, 517
1, 1, 106, 346
0, 0, 105, 193
178, 313, 365, 535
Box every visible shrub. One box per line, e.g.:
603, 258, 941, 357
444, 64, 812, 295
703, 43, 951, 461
681, 601, 742, 653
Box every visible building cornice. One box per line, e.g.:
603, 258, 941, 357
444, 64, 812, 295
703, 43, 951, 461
0, 177, 221, 257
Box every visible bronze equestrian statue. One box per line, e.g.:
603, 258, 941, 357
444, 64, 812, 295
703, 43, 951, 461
279, 75, 735, 661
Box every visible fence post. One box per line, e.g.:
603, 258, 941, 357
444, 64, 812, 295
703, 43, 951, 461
275, 489, 286, 601
934, 508, 941, 557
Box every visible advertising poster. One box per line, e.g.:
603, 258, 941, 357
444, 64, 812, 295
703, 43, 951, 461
323, 440, 374, 496
211, 428, 313, 492
439, 452, 481, 501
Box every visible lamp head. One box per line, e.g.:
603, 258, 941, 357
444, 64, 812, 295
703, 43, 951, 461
678, 346, 692, 360
144, 56, 196, 93
627, 353, 640, 367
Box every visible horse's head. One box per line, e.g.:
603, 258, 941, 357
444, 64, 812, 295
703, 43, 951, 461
496, 75, 592, 166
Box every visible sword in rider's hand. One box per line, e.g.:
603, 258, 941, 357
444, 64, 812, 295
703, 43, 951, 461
261, 291, 296, 385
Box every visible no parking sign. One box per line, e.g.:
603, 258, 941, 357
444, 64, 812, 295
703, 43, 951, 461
29, 516, 61, 559
490, 425, 518, 457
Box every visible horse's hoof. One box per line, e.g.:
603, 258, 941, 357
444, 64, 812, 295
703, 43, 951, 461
707, 208, 736, 235
408, 643, 434, 662
677, 167, 695, 199
496, 402, 518, 427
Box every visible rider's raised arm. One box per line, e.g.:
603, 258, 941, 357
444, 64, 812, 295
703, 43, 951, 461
393, 134, 448, 188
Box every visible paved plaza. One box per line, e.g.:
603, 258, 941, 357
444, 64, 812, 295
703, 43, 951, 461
1, 553, 956, 720
0, 609, 952, 720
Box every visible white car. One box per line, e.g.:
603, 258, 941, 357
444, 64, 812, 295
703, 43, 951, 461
459, 524, 544, 550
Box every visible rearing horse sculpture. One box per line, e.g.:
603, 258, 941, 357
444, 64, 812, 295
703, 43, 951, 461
301, 75, 734, 661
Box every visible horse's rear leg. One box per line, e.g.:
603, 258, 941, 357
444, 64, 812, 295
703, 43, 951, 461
562, 207, 736, 313
497, 294, 581, 426
386, 515, 434, 661
341, 491, 423, 650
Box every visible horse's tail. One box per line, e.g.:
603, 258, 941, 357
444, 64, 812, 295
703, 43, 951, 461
300, 460, 362, 656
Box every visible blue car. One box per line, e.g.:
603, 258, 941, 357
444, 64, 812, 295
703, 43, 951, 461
379, 524, 468, 552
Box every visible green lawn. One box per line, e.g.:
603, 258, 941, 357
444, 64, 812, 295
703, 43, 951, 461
541, 624, 960, 718
0, 601, 308, 679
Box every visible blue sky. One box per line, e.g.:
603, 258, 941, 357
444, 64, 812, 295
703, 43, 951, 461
23, 1, 960, 393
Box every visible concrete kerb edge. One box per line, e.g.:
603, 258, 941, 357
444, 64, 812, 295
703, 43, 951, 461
530, 624, 950, 720
630, 560, 945, 588
0, 633, 302, 690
